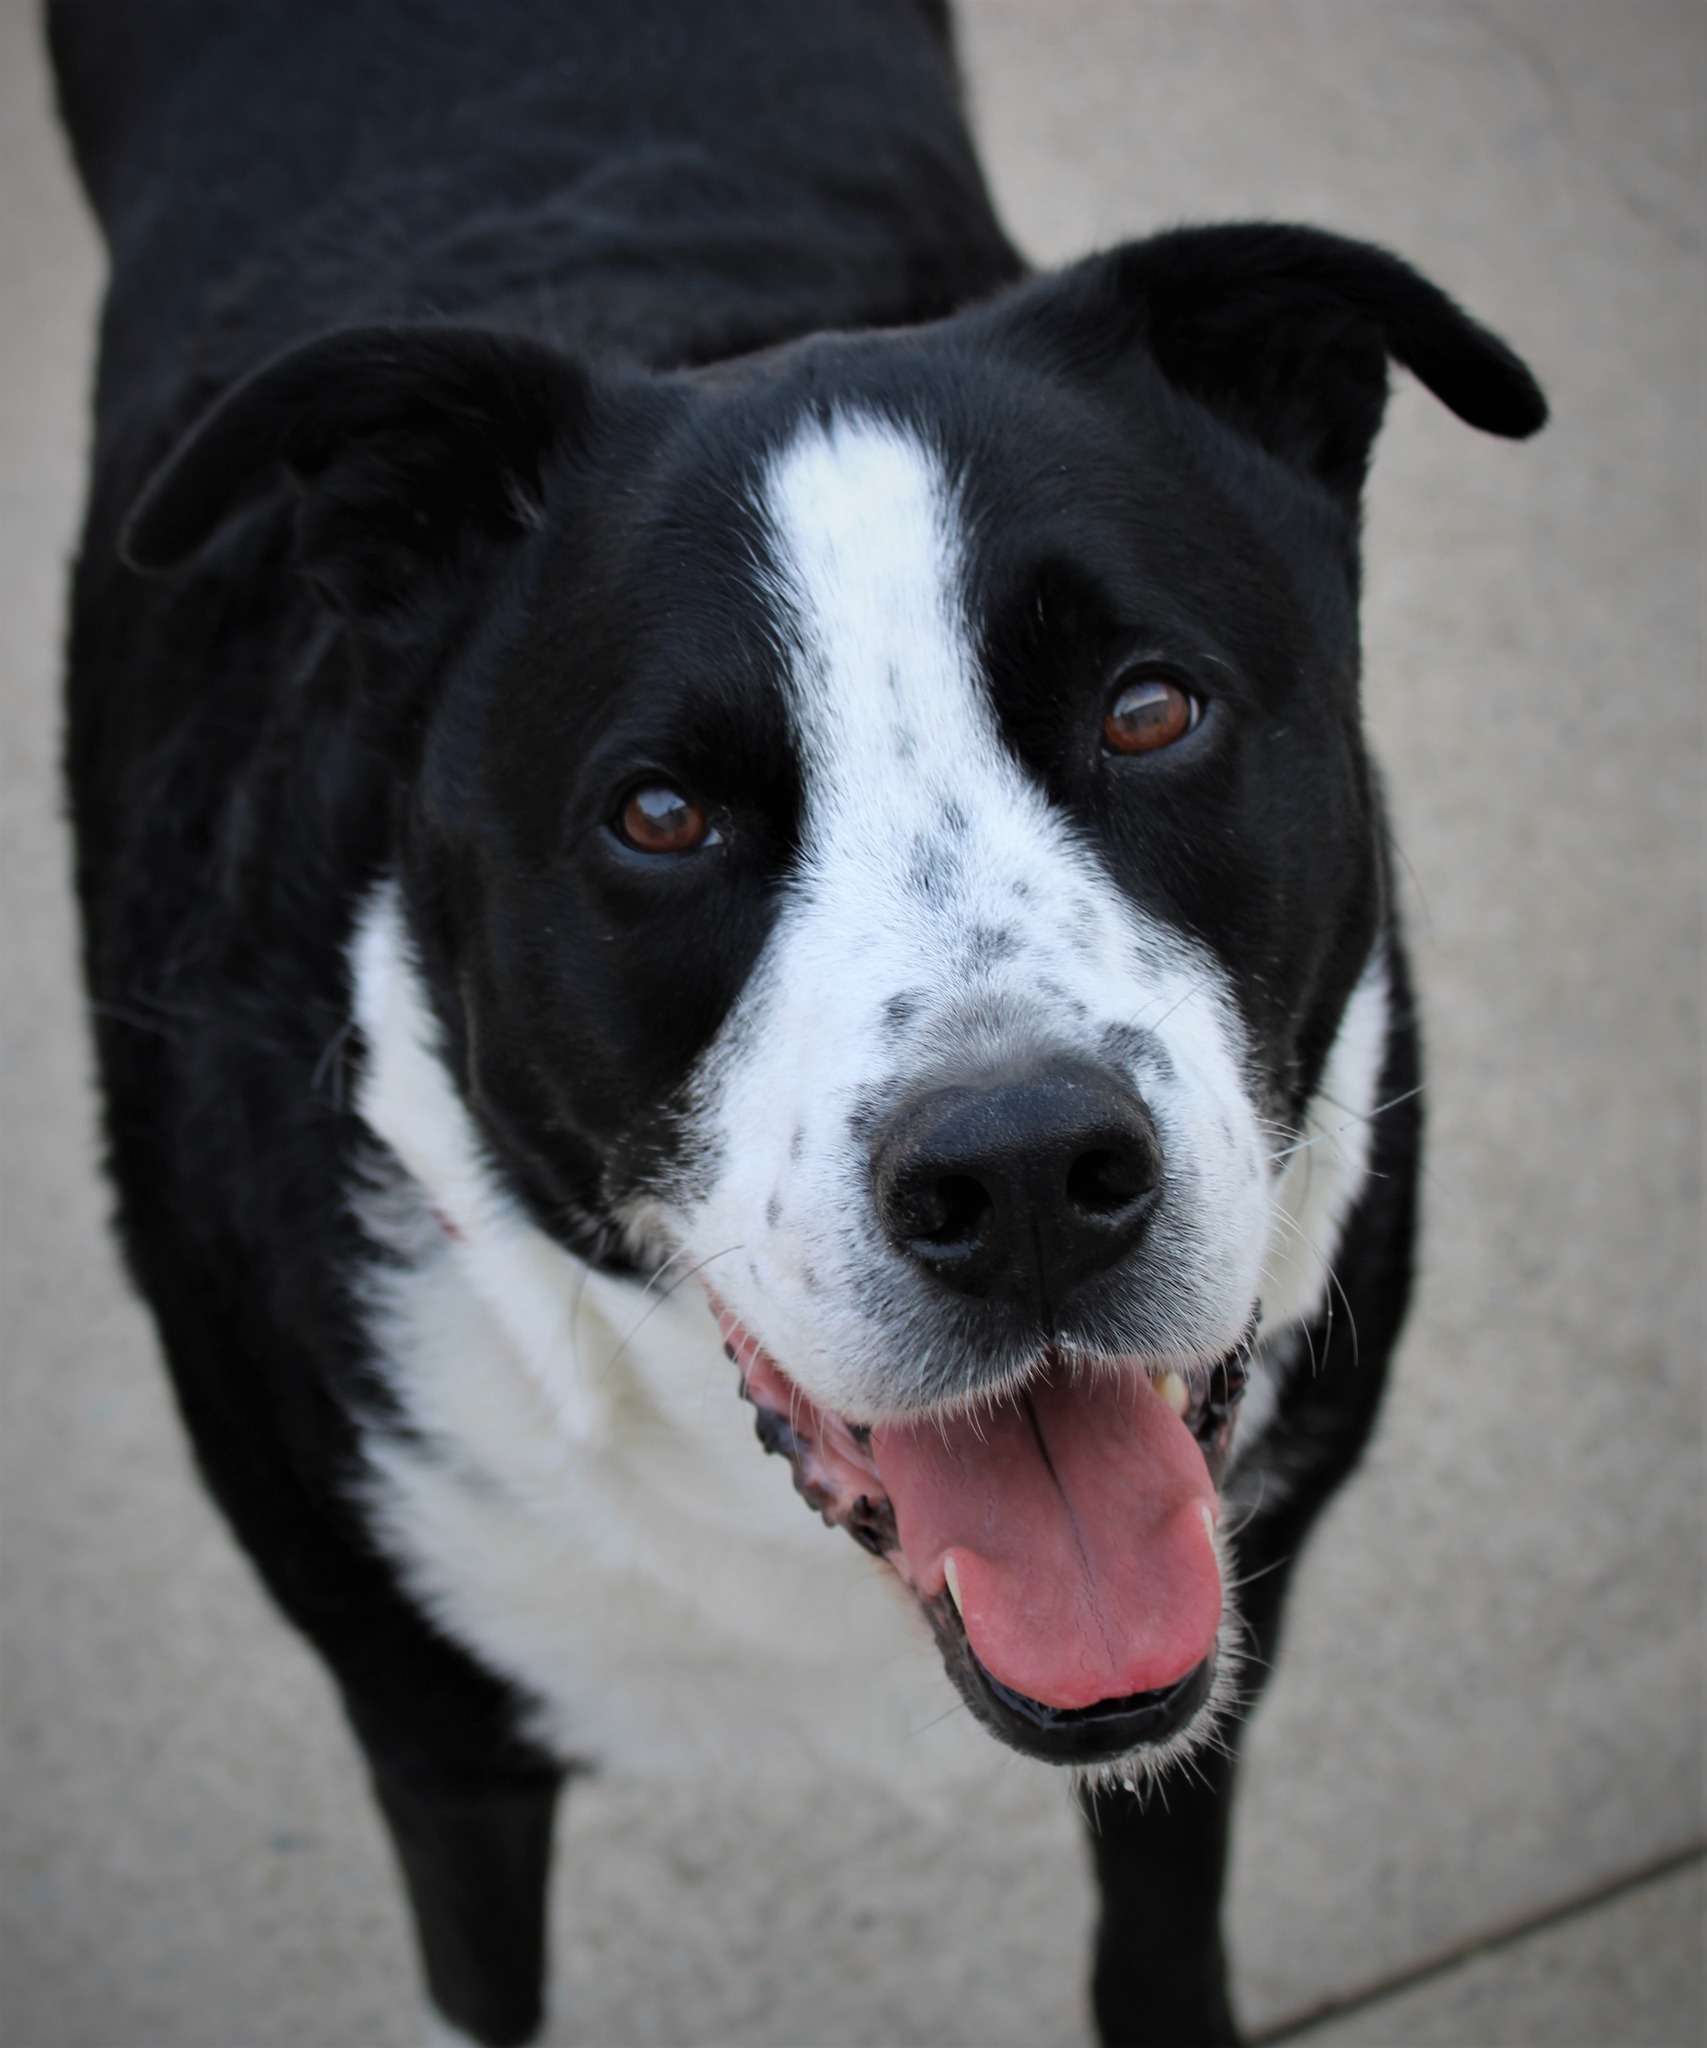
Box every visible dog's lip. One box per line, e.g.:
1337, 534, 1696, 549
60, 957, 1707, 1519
714, 1292, 1250, 1556
953, 1627, 1217, 1764
918, 1558, 1220, 1763
714, 1294, 1249, 1485
709, 1288, 1248, 1753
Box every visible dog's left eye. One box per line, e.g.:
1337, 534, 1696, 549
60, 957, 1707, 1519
614, 783, 720, 854
1102, 670, 1201, 756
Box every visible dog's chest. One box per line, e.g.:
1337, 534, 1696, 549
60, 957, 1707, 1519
345, 886, 1006, 1793
353, 1173, 1015, 1797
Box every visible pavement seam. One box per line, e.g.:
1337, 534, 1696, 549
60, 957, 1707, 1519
1252, 1838, 1707, 2044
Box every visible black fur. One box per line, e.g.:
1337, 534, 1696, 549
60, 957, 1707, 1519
48, 1, 1542, 2042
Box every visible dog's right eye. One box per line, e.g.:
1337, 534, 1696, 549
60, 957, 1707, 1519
1102, 668, 1202, 757
613, 782, 719, 855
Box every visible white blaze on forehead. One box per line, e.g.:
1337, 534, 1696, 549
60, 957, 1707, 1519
758, 411, 1032, 864
751, 410, 1136, 992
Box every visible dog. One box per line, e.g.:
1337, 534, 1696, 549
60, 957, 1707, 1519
49, 0, 1545, 2041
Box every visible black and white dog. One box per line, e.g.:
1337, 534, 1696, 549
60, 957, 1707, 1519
50, 1, 1544, 2041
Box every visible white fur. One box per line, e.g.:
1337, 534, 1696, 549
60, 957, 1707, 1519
352, 901, 612, 1449
1263, 952, 1392, 1334
346, 412, 1389, 1792
1232, 951, 1392, 1476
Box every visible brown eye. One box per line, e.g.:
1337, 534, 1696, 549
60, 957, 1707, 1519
616, 783, 716, 854
1102, 673, 1200, 756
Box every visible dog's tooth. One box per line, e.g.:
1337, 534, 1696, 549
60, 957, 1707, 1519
943, 1554, 964, 1618
1156, 1370, 1189, 1418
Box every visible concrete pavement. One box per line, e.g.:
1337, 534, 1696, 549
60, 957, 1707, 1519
4, 1, 1701, 2041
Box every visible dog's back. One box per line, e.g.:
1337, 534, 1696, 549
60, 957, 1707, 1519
51, 0, 1016, 439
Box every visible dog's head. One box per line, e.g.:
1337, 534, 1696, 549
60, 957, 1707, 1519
128, 223, 1543, 1770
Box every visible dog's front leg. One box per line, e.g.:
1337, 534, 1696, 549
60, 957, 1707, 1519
1081, 1499, 1325, 2048
366, 1753, 567, 2048
1081, 1736, 1245, 2048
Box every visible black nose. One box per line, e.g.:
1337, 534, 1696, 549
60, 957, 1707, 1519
872, 1057, 1163, 1319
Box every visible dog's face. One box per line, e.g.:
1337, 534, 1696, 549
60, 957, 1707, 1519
129, 224, 1543, 1769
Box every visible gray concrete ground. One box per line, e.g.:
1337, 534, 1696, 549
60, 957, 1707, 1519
3, 0, 1702, 2042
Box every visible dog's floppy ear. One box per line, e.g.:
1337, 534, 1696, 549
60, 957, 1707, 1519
1002, 222, 1547, 504
122, 324, 586, 625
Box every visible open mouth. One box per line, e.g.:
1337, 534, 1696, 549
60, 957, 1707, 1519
709, 1296, 1249, 1768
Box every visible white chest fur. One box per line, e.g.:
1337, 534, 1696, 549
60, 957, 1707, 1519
349, 886, 1012, 1800
356, 1198, 1011, 1796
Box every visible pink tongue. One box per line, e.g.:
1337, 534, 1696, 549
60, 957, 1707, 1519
870, 1368, 1222, 1711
